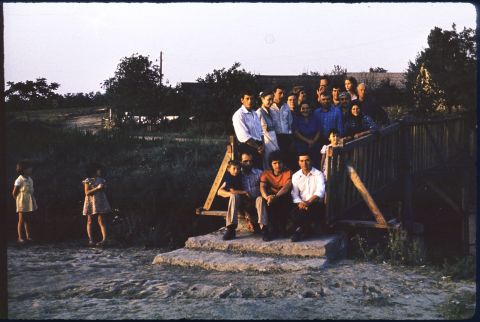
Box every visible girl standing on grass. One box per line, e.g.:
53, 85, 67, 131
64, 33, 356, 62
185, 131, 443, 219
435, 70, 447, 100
82, 162, 111, 246
12, 160, 38, 243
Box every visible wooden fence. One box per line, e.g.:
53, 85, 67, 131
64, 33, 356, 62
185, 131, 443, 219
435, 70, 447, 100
198, 114, 474, 232
324, 115, 472, 226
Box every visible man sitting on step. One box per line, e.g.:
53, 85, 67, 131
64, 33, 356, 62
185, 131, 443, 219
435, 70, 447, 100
290, 152, 326, 242
217, 152, 267, 241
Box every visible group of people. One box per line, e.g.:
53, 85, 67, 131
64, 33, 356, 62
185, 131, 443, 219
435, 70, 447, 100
225, 76, 389, 242
13, 160, 111, 246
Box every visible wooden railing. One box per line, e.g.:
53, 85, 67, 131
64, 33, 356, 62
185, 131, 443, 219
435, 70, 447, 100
324, 115, 471, 226
198, 114, 473, 231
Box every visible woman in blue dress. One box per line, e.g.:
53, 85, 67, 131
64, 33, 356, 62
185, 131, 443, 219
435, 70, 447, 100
292, 102, 322, 169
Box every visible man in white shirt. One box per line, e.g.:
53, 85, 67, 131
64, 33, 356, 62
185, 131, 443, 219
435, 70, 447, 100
290, 153, 326, 242
232, 90, 265, 168
270, 85, 293, 167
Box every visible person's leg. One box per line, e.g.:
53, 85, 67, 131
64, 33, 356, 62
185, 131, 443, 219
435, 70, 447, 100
224, 194, 240, 240
226, 194, 241, 228
289, 206, 304, 242
86, 215, 94, 244
276, 195, 293, 237
255, 196, 268, 229
255, 196, 271, 241
17, 212, 25, 242
97, 214, 108, 244
301, 203, 322, 237
23, 213, 32, 240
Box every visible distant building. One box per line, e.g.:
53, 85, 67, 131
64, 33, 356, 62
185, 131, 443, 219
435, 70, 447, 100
181, 72, 405, 98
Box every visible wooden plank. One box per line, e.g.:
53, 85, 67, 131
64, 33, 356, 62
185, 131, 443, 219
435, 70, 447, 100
196, 209, 228, 217
335, 219, 389, 229
346, 164, 388, 226
202, 147, 232, 211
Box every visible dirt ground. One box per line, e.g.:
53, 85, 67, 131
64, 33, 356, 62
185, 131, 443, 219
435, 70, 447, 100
7, 241, 476, 319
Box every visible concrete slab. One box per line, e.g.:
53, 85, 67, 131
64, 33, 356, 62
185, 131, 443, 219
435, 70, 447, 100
185, 229, 346, 259
152, 248, 328, 272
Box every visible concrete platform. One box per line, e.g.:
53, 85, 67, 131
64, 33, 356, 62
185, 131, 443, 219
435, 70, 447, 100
185, 229, 346, 259
152, 248, 328, 272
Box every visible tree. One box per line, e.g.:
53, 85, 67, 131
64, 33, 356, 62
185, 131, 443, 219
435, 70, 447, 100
369, 67, 387, 73
330, 65, 347, 76
405, 24, 476, 114
102, 53, 163, 119
193, 62, 259, 132
5, 78, 60, 110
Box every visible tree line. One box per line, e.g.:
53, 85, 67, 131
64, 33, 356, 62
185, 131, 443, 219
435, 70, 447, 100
5, 24, 476, 125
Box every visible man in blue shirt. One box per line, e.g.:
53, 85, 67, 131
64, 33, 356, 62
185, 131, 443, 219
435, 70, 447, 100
313, 92, 344, 145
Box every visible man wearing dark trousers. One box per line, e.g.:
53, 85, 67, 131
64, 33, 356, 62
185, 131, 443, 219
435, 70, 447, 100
290, 153, 326, 242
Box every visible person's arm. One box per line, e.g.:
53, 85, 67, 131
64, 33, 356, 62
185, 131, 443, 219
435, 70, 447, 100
12, 185, 20, 199
245, 138, 264, 154
305, 171, 325, 206
275, 179, 292, 198
217, 182, 231, 198
294, 130, 313, 145
353, 130, 372, 139
84, 181, 103, 196
311, 131, 321, 145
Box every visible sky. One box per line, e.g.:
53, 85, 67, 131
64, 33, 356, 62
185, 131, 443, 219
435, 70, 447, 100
4, 2, 477, 94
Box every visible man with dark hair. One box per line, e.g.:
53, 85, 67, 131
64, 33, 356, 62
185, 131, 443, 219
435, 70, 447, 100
339, 91, 351, 120
232, 91, 264, 168
290, 153, 325, 242
270, 85, 294, 165
313, 91, 344, 146
259, 150, 293, 241
331, 82, 342, 107
354, 83, 389, 127
318, 76, 329, 96
217, 152, 265, 240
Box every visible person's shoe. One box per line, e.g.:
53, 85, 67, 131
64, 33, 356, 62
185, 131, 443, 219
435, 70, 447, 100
290, 227, 303, 242
88, 240, 95, 246
17, 238, 25, 244
222, 227, 236, 241
96, 240, 107, 246
262, 226, 272, 242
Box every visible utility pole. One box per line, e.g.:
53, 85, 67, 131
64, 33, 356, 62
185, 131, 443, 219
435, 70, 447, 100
159, 51, 163, 86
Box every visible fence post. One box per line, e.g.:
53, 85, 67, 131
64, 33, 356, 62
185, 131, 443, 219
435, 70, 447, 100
400, 120, 414, 233
325, 146, 341, 225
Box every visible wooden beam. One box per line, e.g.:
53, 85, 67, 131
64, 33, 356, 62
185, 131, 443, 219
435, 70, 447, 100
202, 147, 232, 211
335, 219, 389, 229
196, 209, 227, 217
346, 164, 388, 227
423, 179, 463, 216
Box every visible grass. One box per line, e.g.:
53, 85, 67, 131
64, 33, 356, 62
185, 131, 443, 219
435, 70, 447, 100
349, 228, 425, 266
6, 118, 226, 246
6, 106, 107, 123
439, 290, 476, 319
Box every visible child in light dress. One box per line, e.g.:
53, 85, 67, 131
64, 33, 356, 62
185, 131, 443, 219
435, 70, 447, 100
12, 160, 38, 243
320, 129, 341, 179
82, 163, 112, 246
